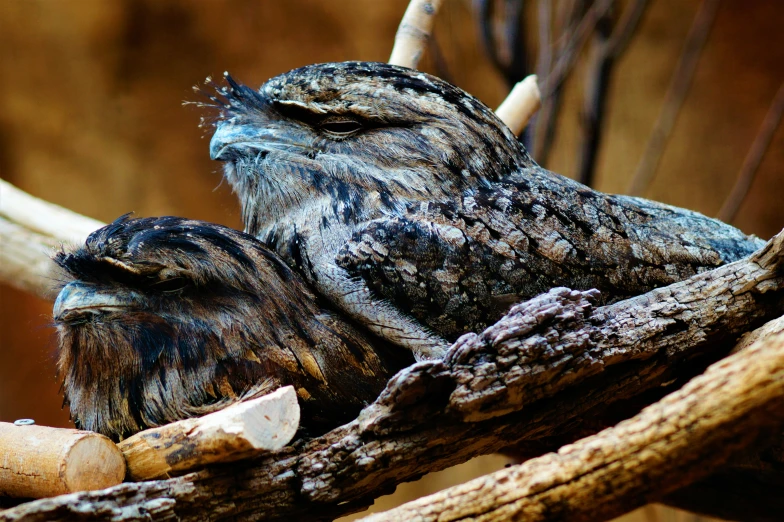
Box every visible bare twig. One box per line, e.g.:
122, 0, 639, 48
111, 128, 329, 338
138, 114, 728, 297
388, 0, 444, 69
626, 0, 722, 196
576, 0, 649, 187
495, 75, 542, 135
0, 216, 62, 299
473, 0, 528, 86
540, 0, 615, 98
606, 0, 649, 58
575, 10, 613, 186
717, 83, 784, 222
360, 329, 784, 522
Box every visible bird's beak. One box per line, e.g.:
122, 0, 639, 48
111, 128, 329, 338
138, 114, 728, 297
53, 281, 140, 323
210, 122, 302, 161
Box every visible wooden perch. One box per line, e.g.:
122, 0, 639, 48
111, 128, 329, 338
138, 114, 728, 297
0, 179, 103, 244
388, 0, 443, 69
3, 227, 784, 521
0, 217, 61, 299
0, 179, 105, 299
119, 386, 300, 481
495, 75, 542, 136
0, 423, 125, 499
360, 329, 784, 522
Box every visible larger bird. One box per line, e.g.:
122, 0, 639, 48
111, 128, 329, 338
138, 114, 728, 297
209, 61, 764, 359
53, 216, 410, 440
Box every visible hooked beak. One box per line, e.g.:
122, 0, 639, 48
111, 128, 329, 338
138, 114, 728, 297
53, 282, 141, 323
210, 122, 311, 161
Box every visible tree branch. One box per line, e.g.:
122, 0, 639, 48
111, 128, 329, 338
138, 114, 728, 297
388, 0, 444, 69
3, 228, 784, 521
360, 328, 784, 521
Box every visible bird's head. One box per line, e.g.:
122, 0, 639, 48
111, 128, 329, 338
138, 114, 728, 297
207, 61, 532, 234
53, 215, 406, 439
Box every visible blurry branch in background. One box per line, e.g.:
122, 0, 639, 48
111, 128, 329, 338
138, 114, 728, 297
533, 0, 616, 166
361, 329, 784, 522
717, 83, 784, 223
576, 0, 649, 186
626, 0, 722, 196
0, 179, 104, 299
473, 0, 528, 88
388, 0, 444, 69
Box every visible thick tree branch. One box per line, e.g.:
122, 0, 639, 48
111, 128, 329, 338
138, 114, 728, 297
360, 329, 784, 522
3, 228, 784, 521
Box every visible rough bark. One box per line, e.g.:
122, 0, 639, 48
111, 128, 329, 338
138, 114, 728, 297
3, 229, 784, 522
360, 330, 784, 522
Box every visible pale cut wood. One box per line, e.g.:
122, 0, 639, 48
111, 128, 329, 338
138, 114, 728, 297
388, 0, 443, 69
0, 179, 103, 244
118, 386, 300, 481
360, 330, 784, 522
495, 75, 542, 136
0, 423, 125, 499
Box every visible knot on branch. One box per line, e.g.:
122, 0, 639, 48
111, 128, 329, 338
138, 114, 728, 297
359, 288, 601, 432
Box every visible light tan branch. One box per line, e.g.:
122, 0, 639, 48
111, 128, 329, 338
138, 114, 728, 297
388, 0, 443, 69
119, 386, 300, 482
0, 179, 105, 298
495, 75, 542, 136
361, 330, 784, 521
0, 179, 103, 243
0, 423, 125, 499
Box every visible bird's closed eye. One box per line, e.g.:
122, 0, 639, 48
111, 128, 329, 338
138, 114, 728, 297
150, 277, 190, 294
320, 118, 363, 138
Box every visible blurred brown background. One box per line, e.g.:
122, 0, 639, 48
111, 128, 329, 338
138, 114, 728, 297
1, 1, 782, 519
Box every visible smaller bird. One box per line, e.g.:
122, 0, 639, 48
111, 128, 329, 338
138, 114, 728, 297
53, 215, 411, 441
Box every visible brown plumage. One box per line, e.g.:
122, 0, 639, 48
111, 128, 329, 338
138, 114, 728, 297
53, 215, 411, 441
208, 61, 763, 355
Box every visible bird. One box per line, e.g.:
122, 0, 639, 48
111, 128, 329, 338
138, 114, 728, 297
53, 215, 412, 441
207, 61, 764, 360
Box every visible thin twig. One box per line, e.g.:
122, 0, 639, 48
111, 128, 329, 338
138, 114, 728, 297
388, 0, 444, 69
533, 0, 582, 164
717, 83, 784, 223
606, 0, 649, 58
626, 0, 722, 196
541, 0, 615, 98
576, 9, 613, 187
576, 0, 649, 187
496, 75, 542, 135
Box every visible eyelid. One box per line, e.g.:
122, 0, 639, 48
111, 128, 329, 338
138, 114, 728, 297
320, 117, 363, 137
